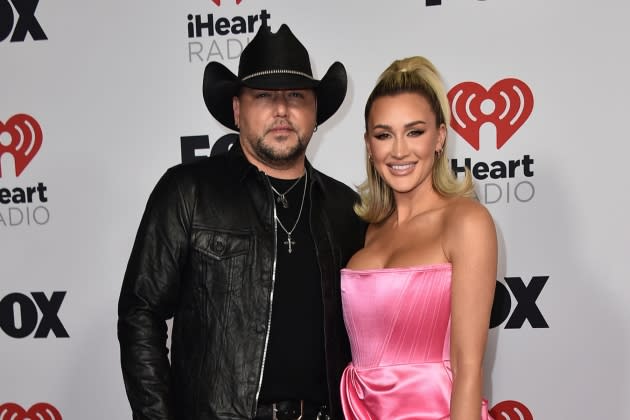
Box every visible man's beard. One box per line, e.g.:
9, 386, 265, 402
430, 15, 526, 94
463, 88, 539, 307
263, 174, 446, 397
253, 134, 309, 167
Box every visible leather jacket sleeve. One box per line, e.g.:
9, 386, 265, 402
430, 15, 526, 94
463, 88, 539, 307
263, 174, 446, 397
117, 167, 193, 420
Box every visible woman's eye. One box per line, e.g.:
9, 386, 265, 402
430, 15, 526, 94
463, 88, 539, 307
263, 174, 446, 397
408, 129, 425, 137
374, 133, 390, 140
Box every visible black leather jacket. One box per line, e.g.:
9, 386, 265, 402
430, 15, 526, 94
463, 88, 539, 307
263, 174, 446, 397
118, 143, 366, 419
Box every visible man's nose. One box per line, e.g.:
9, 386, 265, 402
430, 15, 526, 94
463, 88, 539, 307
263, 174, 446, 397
273, 93, 288, 116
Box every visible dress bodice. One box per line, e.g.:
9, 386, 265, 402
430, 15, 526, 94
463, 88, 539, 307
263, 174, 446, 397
340, 263, 493, 420
341, 263, 452, 368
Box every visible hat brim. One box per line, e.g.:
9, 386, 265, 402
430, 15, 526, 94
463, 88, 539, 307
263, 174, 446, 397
203, 62, 241, 132
314, 61, 347, 127
203, 61, 347, 132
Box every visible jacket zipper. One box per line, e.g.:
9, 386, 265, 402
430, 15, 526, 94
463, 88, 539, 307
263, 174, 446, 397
254, 176, 278, 409
308, 176, 334, 409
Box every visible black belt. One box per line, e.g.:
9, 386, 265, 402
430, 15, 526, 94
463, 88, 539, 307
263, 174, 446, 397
254, 400, 330, 420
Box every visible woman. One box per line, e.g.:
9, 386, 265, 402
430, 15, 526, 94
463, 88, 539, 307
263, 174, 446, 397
340, 56, 496, 419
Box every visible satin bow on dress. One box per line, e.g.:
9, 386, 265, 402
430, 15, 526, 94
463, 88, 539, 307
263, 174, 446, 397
340, 264, 492, 420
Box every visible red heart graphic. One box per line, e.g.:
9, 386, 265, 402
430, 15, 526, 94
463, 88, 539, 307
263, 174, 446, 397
448, 78, 534, 150
0, 402, 62, 420
490, 400, 534, 420
211, 0, 242, 5
0, 114, 43, 177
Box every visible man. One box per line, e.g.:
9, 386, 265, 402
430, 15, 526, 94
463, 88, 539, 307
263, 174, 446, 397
117, 23, 365, 420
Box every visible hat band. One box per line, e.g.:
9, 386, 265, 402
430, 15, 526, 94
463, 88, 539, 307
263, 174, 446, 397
241, 69, 315, 82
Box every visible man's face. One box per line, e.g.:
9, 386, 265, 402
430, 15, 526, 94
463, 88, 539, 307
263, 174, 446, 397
233, 87, 317, 173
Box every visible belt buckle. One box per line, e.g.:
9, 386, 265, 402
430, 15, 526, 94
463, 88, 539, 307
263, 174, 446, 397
316, 410, 330, 420
273, 400, 304, 420
271, 400, 331, 420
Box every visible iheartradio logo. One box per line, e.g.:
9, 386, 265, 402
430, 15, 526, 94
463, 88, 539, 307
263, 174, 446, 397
490, 400, 533, 420
448, 79, 534, 151
0, 402, 62, 420
0, 114, 42, 177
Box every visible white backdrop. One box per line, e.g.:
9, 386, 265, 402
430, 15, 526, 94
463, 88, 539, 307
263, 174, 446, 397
2, 0, 629, 419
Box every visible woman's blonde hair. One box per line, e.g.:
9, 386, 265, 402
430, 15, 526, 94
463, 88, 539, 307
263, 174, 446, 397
355, 56, 474, 223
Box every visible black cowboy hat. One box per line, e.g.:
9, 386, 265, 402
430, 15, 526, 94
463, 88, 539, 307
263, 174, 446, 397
202, 24, 347, 132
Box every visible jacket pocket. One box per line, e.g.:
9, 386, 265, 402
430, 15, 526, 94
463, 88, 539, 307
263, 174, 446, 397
192, 229, 251, 260
186, 229, 255, 406
190, 229, 252, 294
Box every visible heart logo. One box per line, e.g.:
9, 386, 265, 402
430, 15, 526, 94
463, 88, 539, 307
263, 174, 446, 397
0, 114, 43, 177
0, 402, 62, 420
448, 78, 534, 150
490, 400, 534, 420
211, 0, 243, 5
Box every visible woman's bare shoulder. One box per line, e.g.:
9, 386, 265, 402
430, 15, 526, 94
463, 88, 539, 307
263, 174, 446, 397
446, 196, 494, 226
443, 197, 496, 252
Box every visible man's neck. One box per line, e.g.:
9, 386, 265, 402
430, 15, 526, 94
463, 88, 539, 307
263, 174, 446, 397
240, 145, 307, 179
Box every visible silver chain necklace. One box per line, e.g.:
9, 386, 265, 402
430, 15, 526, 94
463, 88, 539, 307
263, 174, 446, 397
270, 172, 304, 208
273, 170, 308, 254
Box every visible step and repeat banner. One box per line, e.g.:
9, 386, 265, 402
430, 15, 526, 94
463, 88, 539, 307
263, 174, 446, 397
2, 0, 629, 418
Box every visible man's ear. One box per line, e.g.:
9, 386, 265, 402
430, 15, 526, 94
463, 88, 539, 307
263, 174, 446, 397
233, 96, 240, 129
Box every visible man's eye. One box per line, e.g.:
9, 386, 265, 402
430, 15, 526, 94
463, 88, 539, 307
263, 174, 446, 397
288, 92, 304, 98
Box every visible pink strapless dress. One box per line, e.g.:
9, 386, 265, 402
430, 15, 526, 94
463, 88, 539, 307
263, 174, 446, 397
340, 264, 493, 420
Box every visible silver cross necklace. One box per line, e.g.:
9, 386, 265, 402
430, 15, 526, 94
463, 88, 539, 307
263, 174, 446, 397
273, 170, 307, 254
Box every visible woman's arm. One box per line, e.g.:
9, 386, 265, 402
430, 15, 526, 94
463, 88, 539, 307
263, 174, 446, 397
444, 199, 497, 420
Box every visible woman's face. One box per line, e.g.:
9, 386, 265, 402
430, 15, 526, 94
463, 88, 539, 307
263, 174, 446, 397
365, 92, 445, 196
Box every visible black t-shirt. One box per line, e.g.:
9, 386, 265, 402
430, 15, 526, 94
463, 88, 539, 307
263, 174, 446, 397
258, 174, 327, 404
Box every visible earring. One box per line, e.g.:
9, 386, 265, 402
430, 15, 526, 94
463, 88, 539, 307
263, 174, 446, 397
313, 124, 318, 133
